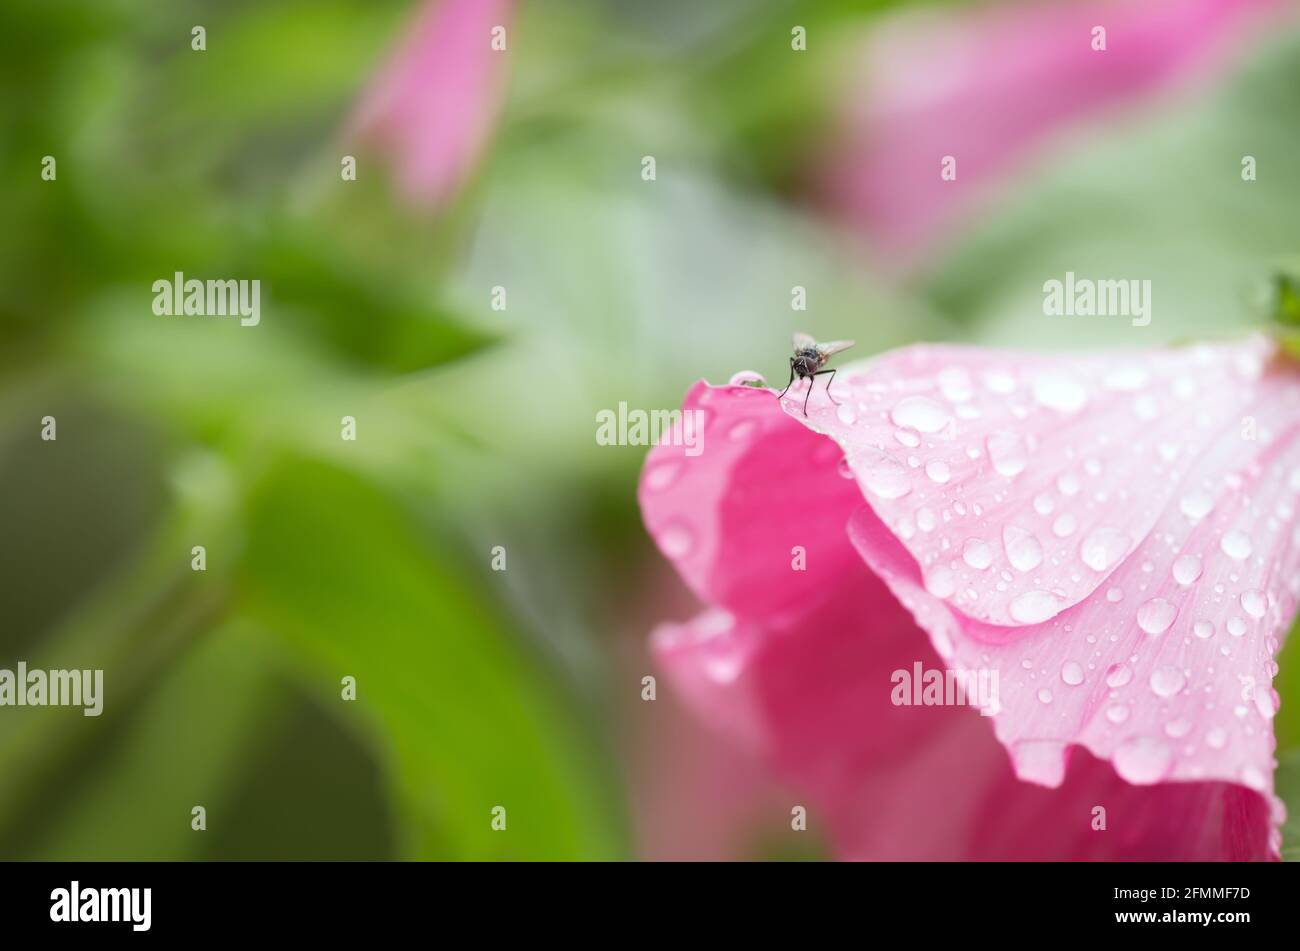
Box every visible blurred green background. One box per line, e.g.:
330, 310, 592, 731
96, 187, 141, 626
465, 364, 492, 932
2, 0, 1300, 860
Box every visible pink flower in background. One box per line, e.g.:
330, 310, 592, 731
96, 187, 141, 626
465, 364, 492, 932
640, 336, 1300, 859
349, 0, 515, 207
817, 0, 1284, 264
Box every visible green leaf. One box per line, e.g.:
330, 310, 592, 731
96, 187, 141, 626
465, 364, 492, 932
236, 455, 627, 859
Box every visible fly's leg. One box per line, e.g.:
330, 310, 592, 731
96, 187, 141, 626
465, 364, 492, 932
776, 358, 796, 399
814, 368, 840, 405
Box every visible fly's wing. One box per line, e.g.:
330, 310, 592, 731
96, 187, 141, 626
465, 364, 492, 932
792, 331, 817, 352
815, 339, 855, 359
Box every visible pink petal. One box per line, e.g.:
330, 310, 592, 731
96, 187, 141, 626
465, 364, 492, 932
785, 335, 1298, 853
639, 336, 1298, 858
816, 0, 1283, 261
654, 559, 1271, 859
639, 381, 866, 623
348, 0, 515, 207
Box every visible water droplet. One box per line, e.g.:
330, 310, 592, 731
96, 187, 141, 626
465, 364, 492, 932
1205, 727, 1227, 749
1107, 587, 1124, 603
1106, 704, 1130, 724
1056, 473, 1081, 496
660, 524, 694, 558
937, 367, 974, 403
858, 450, 911, 499
1240, 766, 1268, 791
1254, 689, 1277, 720
987, 432, 1028, 477
1220, 530, 1253, 561
916, 507, 937, 532
1038, 688, 1053, 704
925, 566, 957, 598
925, 459, 951, 484
1172, 554, 1202, 586
1179, 491, 1214, 520
1009, 590, 1063, 623
836, 403, 857, 425
1002, 526, 1044, 572
1240, 589, 1267, 619
1193, 620, 1214, 639
1052, 514, 1077, 537
644, 462, 680, 491
1106, 664, 1133, 688
894, 428, 921, 448
1149, 666, 1186, 698
1080, 527, 1130, 572
1061, 662, 1084, 686
1227, 616, 1247, 637
983, 371, 1016, 394
1137, 598, 1177, 635
1033, 493, 1055, 515
962, 538, 993, 570
1165, 717, 1192, 738
890, 396, 950, 434
728, 370, 766, 386
1114, 735, 1174, 784
1032, 375, 1088, 413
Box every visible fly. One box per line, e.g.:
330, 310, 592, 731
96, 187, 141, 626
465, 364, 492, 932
777, 332, 855, 416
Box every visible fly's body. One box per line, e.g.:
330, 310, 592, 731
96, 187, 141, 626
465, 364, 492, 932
777, 332, 855, 415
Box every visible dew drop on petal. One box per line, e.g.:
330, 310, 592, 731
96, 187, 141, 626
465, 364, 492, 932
1172, 554, 1202, 586
1080, 527, 1130, 572
1240, 766, 1268, 792
1032, 375, 1088, 413
937, 367, 974, 403
987, 432, 1028, 477
1179, 490, 1214, 520
858, 450, 911, 500
1033, 493, 1055, 515
1060, 662, 1084, 686
1114, 735, 1174, 784
728, 370, 766, 386
1255, 689, 1277, 720
1052, 514, 1077, 538
890, 396, 950, 434
643, 462, 680, 492
836, 403, 857, 425
1240, 589, 1267, 619
1136, 598, 1177, 635
925, 460, 951, 484
1106, 664, 1133, 688
660, 524, 694, 558
1220, 530, 1253, 561
916, 507, 937, 532
1165, 717, 1191, 739
1149, 665, 1186, 698
1009, 590, 1063, 623
1193, 620, 1214, 639
894, 428, 921, 448
1002, 525, 1044, 572
1106, 704, 1130, 724
962, 537, 993, 570
925, 566, 957, 598
1038, 688, 1053, 704
1056, 473, 1081, 496
1205, 727, 1227, 749
1227, 616, 1247, 637
1106, 587, 1124, 603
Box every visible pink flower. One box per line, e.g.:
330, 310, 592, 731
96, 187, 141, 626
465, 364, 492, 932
348, 0, 515, 207
640, 336, 1299, 859
816, 0, 1283, 263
